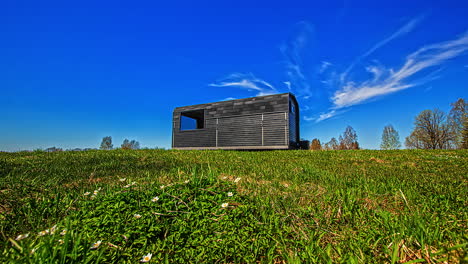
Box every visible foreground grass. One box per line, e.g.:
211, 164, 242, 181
0, 149, 467, 263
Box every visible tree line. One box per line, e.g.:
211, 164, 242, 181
100, 136, 141, 150
40, 137, 143, 152
309, 98, 467, 150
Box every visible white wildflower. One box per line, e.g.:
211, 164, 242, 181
234, 177, 241, 183
58, 239, 64, 244
49, 225, 57, 234
131, 182, 137, 186
123, 184, 131, 188
119, 178, 126, 182
227, 192, 233, 197
151, 197, 159, 202
83, 192, 91, 196
140, 253, 152, 262
15, 233, 29, 241
159, 185, 165, 189
90, 240, 102, 249
60, 229, 67, 236
221, 203, 229, 208
134, 214, 142, 219
184, 180, 190, 184
38, 230, 48, 236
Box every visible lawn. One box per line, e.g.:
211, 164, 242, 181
0, 149, 466, 263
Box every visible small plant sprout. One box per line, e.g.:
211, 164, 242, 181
140, 253, 152, 262
227, 192, 233, 197
221, 203, 229, 208
119, 178, 126, 182
60, 229, 67, 236
15, 233, 29, 241
134, 214, 142, 219
90, 240, 102, 249
83, 192, 91, 196
234, 177, 241, 183
151, 196, 159, 202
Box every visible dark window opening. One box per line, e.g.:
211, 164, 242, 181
290, 101, 296, 114
180, 109, 204, 130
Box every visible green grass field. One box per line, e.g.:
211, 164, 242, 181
0, 149, 467, 263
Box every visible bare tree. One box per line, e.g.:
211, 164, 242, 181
448, 98, 467, 149
405, 129, 423, 149
324, 137, 339, 150
380, 125, 401, 150
461, 116, 468, 149
121, 139, 140, 150
310, 138, 322, 150
339, 126, 359, 150
100, 136, 113, 150
405, 109, 453, 149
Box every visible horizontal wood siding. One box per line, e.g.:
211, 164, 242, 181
218, 115, 262, 146
172, 93, 299, 149
263, 112, 287, 146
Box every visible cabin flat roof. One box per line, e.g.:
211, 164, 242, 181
173, 93, 294, 111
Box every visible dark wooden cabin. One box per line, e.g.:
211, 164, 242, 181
172, 93, 300, 150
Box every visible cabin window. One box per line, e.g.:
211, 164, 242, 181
290, 102, 296, 114
180, 109, 204, 130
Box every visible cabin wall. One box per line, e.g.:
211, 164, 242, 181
172, 93, 297, 149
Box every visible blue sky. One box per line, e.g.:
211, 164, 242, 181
1, 0, 467, 151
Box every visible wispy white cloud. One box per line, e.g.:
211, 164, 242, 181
341, 15, 424, 83
332, 31, 468, 109
363, 15, 425, 58
221, 97, 236, 101
316, 110, 337, 122
283, 81, 291, 91
281, 21, 314, 97
319, 61, 332, 74
209, 73, 278, 96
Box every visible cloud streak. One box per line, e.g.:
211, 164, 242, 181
332, 31, 468, 110
209, 73, 278, 96
341, 15, 424, 83
281, 21, 314, 98
315, 110, 337, 122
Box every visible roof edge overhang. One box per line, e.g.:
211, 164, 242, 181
173, 92, 297, 112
